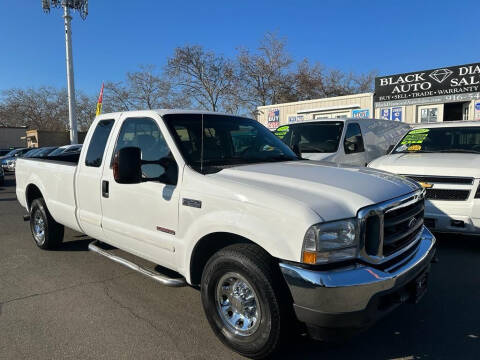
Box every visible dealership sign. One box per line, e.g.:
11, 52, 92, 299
352, 109, 369, 118
375, 62, 480, 107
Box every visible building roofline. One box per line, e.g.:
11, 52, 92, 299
257, 92, 373, 109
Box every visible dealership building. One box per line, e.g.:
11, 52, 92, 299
257, 61, 480, 128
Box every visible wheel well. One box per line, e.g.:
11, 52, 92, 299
26, 184, 43, 210
190, 232, 262, 285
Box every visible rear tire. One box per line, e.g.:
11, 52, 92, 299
201, 243, 291, 359
29, 198, 64, 249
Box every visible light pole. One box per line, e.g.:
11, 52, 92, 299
42, 1, 88, 144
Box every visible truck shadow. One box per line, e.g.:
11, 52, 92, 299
54, 238, 92, 252
281, 235, 480, 359
0, 197, 17, 201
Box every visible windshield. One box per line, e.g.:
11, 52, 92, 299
393, 126, 480, 154
275, 122, 344, 153
24, 149, 40, 157
163, 114, 298, 174
48, 147, 68, 156
36, 147, 57, 157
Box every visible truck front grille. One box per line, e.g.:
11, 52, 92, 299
383, 200, 424, 256
404, 175, 473, 185
425, 188, 470, 201
358, 190, 425, 265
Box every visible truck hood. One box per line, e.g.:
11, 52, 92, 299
369, 152, 480, 178
212, 161, 419, 222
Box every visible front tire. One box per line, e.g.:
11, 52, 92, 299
201, 244, 290, 359
29, 198, 64, 249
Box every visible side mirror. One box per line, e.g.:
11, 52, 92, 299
291, 143, 302, 158
386, 145, 395, 154
113, 147, 142, 184
345, 141, 357, 153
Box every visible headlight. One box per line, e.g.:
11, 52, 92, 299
302, 218, 358, 265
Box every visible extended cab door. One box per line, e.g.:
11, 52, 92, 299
76, 116, 116, 239
341, 122, 367, 166
99, 113, 182, 268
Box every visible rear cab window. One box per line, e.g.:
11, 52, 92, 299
85, 119, 115, 167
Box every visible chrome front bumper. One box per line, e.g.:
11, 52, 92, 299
280, 226, 436, 334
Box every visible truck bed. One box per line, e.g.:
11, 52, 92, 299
15, 156, 82, 233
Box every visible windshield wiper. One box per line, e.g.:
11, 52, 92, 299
300, 146, 330, 153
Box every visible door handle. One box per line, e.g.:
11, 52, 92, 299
102, 180, 109, 198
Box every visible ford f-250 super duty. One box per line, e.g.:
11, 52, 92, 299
16, 110, 436, 358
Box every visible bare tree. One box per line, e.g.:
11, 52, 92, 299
237, 33, 293, 114
103, 81, 133, 112
0, 87, 97, 131
104, 65, 189, 111
0, 87, 67, 130
292, 59, 326, 101
166, 45, 237, 112
76, 91, 97, 131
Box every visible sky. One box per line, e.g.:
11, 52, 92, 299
0, 0, 479, 96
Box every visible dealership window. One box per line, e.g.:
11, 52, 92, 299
343, 123, 365, 154
420, 108, 438, 123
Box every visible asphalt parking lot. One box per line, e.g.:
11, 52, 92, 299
0, 173, 479, 359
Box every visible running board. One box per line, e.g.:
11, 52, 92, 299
88, 240, 186, 287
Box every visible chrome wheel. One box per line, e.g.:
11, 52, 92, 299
32, 210, 45, 245
215, 272, 261, 336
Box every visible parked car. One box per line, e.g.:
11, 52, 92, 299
16, 110, 436, 358
274, 118, 410, 166
0, 149, 13, 157
23, 148, 42, 158
1, 148, 30, 171
5, 148, 44, 172
368, 121, 480, 234
47, 144, 82, 157
32, 146, 58, 158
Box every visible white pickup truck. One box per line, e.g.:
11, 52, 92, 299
369, 121, 480, 235
16, 110, 436, 358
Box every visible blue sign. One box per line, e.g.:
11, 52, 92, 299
380, 108, 391, 120
476, 102, 480, 111
352, 109, 370, 118
391, 107, 403, 121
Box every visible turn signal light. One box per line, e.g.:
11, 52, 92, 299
302, 251, 317, 265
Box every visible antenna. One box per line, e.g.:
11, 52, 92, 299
41, 0, 89, 143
